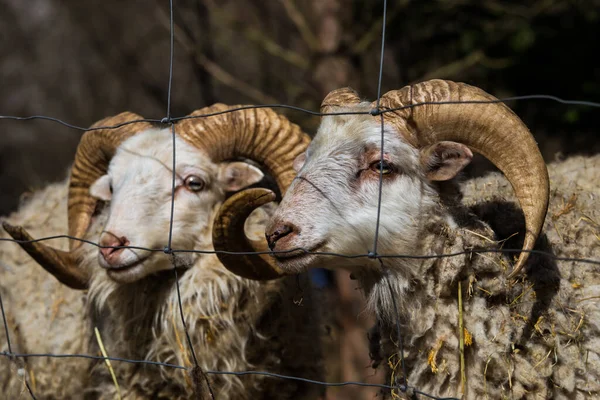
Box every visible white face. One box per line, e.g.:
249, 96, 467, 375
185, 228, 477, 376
266, 111, 472, 273
89, 129, 264, 283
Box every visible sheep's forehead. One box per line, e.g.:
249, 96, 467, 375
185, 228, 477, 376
110, 128, 211, 179
308, 113, 418, 166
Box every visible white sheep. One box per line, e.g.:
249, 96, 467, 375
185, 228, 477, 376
213, 80, 600, 399
0, 105, 325, 399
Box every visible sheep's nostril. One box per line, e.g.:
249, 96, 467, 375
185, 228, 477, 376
266, 224, 294, 251
99, 235, 130, 261
99, 247, 113, 260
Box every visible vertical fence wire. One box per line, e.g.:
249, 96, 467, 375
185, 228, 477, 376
164, 0, 202, 381
371, 0, 388, 257
0, 291, 12, 356
1, 290, 37, 399
371, 0, 411, 394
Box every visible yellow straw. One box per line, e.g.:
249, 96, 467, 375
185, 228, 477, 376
94, 326, 122, 400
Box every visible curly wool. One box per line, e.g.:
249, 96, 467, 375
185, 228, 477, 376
364, 154, 600, 399
1, 178, 324, 400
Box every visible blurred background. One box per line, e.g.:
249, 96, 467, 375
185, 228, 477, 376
1, 0, 598, 398
1, 0, 599, 215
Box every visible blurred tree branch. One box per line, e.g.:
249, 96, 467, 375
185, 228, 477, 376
351, 0, 409, 54
155, 5, 278, 105
418, 50, 513, 81
280, 0, 320, 51
201, 0, 309, 70
412, 0, 559, 84
244, 27, 310, 70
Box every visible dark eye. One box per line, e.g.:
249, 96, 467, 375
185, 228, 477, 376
370, 160, 393, 175
184, 175, 206, 192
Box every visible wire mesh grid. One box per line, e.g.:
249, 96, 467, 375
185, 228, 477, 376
1, 1, 599, 399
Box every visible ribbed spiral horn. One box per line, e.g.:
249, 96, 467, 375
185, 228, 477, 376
320, 87, 362, 114
188, 105, 310, 280
5, 105, 309, 285
211, 82, 548, 279
3, 113, 152, 289
377, 79, 549, 278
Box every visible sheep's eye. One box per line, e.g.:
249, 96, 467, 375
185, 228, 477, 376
370, 160, 393, 175
184, 175, 206, 192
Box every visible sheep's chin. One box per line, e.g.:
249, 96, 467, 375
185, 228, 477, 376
274, 254, 314, 274
104, 253, 195, 283
272, 241, 327, 273
106, 261, 151, 283
103, 254, 167, 283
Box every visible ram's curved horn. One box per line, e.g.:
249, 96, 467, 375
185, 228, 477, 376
177, 105, 310, 280
2, 112, 151, 289
212, 189, 285, 280
2, 222, 88, 289
67, 113, 153, 249
378, 79, 549, 278
320, 87, 362, 114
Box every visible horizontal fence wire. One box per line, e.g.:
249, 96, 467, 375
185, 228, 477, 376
0, 350, 458, 399
0, 351, 463, 399
1, 0, 599, 399
1, 95, 599, 132
1, 235, 599, 266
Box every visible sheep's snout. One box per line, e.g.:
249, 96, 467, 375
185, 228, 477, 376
99, 232, 130, 265
266, 221, 297, 251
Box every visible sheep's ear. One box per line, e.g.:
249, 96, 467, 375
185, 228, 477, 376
420, 141, 473, 181
219, 162, 264, 192
293, 152, 306, 172
90, 175, 112, 201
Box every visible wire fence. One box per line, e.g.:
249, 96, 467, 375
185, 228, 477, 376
1, 0, 599, 399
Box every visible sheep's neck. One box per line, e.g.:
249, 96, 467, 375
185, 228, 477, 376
354, 204, 501, 388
